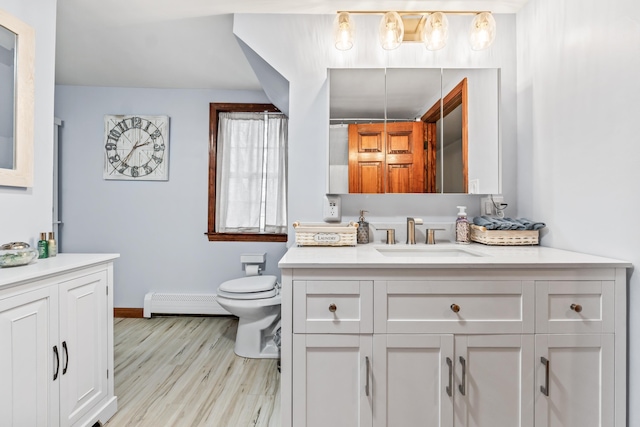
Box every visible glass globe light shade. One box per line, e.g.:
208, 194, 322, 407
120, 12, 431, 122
334, 12, 355, 50
422, 12, 449, 51
379, 11, 404, 50
469, 12, 496, 50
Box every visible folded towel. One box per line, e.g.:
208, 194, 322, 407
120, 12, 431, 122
473, 216, 498, 229
515, 218, 546, 230
473, 216, 546, 231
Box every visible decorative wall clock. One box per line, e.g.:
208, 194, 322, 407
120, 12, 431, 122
103, 115, 169, 180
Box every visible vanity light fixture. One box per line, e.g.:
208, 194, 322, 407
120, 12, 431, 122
379, 11, 404, 50
469, 12, 496, 50
334, 11, 355, 50
334, 11, 496, 51
422, 12, 449, 51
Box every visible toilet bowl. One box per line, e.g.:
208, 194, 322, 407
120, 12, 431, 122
216, 275, 281, 359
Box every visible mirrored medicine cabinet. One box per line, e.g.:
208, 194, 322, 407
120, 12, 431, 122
328, 67, 500, 194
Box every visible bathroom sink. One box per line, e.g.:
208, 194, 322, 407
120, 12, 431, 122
376, 246, 484, 258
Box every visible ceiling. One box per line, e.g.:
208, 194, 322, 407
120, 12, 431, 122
55, 0, 529, 91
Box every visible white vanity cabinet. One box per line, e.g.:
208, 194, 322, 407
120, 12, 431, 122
0, 254, 118, 427
279, 245, 629, 427
534, 279, 616, 427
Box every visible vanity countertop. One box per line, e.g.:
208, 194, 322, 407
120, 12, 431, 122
0, 253, 120, 289
278, 243, 631, 269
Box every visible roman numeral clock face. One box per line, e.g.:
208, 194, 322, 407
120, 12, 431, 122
103, 115, 169, 180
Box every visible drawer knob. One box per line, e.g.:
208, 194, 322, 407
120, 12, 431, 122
570, 303, 583, 313
450, 304, 461, 313
329, 303, 337, 313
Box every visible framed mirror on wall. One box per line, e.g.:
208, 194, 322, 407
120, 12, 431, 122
328, 67, 500, 195
0, 9, 35, 188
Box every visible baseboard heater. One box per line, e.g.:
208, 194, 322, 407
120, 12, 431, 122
143, 292, 230, 318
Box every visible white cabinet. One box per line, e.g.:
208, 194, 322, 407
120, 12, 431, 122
0, 286, 56, 426
534, 334, 614, 427
59, 270, 110, 426
454, 335, 534, 427
0, 255, 118, 427
372, 334, 453, 427
282, 266, 626, 427
293, 334, 372, 427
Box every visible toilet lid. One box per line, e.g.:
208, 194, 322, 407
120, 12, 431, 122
219, 275, 277, 294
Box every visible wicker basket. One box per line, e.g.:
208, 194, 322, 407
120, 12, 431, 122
293, 222, 358, 246
470, 224, 539, 246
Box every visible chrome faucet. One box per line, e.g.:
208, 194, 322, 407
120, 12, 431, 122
406, 217, 423, 244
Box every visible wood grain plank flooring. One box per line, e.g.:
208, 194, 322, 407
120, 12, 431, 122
106, 316, 280, 427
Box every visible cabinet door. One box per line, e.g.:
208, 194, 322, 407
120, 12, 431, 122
293, 334, 372, 427
0, 286, 58, 427
373, 334, 453, 427
58, 270, 109, 426
535, 334, 614, 427
454, 335, 534, 427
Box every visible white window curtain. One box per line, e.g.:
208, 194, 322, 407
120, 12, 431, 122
216, 112, 288, 234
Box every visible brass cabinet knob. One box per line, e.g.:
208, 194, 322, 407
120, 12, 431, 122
329, 303, 337, 313
450, 304, 461, 313
570, 303, 583, 313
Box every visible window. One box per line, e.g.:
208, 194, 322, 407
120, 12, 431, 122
207, 103, 288, 242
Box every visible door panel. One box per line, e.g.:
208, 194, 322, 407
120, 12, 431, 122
535, 334, 614, 427
0, 287, 56, 427
293, 334, 373, 427
373, 334, 453, 427
455, 335, 534, 427
59, 270, 108, 426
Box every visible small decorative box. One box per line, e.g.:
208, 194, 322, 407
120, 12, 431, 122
293, 222, 358, 246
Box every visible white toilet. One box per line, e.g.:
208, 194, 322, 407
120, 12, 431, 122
215, 254, 281, 359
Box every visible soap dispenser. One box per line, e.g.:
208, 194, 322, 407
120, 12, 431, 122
357, 210, 370, 244
455, 206, 470, 244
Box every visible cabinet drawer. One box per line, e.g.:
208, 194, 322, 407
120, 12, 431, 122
293, 281, 373, 333
374, 280, 534, 334
536, 281, 614, 333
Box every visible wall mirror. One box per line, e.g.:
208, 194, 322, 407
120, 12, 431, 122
0, 9, 34, 188
328, 67, 500, 194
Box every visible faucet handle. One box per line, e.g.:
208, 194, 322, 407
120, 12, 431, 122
426, 228, 446, 245
382, 229, 396, 245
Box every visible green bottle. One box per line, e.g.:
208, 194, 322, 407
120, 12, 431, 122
37, 232, 48, 259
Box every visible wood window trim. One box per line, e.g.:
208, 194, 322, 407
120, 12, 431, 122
421, 78, 468, 193
206, 103, 287, 242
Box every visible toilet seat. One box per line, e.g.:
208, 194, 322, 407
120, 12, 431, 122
217, 275, 279, 300
217, 288, 277, 300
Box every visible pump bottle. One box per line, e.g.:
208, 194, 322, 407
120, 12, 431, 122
357, 210, 370, 244
455, 206, 470, 244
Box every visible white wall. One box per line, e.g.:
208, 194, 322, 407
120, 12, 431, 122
517, 0, 640, 424
233, 13, 518, 234
54, 86, 288, 307
0, 0, 56, 245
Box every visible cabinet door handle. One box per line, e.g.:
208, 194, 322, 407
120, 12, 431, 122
446, 357, 453, 397
540, 357, 550, 397
329, 303, 337, 313
570, 303, 583, 313
450, 304, 460, 313
62, 341, 69, 375
53, 345, 60, 381
365, 356, 370, 397
458, 356, 466, 396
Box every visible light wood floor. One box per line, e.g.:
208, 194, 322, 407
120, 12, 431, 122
106, 316, 281, 427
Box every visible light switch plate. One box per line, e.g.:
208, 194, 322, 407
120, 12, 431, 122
323, 194, 341, 222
